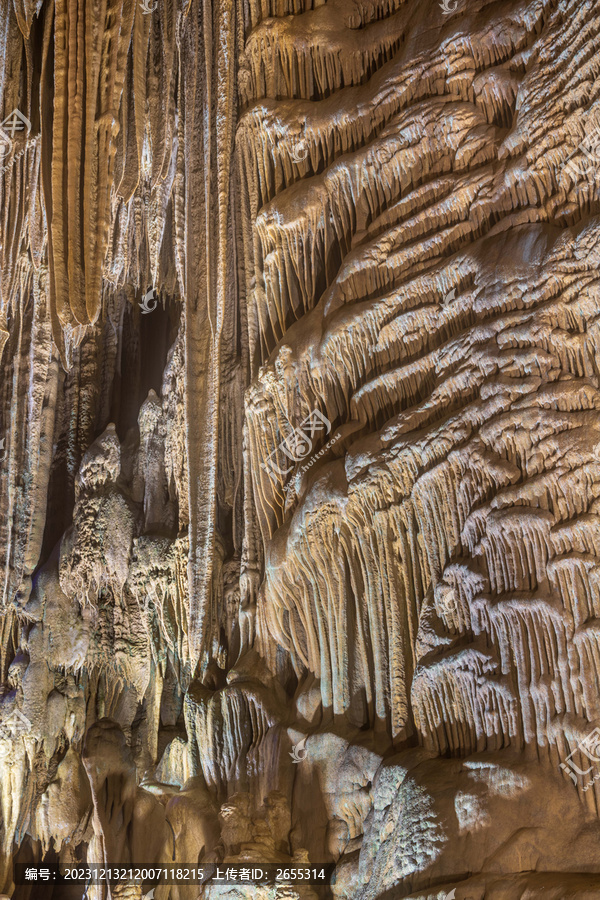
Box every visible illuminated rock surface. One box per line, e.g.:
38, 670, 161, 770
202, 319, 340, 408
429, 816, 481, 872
1, 0, 600, 897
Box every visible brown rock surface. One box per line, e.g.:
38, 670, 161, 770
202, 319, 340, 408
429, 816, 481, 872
1, 0, 600, 897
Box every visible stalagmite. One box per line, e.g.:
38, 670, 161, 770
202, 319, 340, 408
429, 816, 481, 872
1, 0, 600, 897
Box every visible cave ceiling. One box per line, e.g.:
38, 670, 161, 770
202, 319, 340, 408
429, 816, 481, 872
1, 0, 600, 897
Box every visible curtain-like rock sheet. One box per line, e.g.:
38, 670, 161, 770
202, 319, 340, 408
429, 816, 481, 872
1, 0, 600, 897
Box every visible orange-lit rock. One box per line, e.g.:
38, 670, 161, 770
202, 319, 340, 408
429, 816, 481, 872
1, 0, 600, 897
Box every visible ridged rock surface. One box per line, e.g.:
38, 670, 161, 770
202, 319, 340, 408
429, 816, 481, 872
1, 0, 600, 897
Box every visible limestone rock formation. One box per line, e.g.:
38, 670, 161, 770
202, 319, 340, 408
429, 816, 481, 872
1, 0, 600, 897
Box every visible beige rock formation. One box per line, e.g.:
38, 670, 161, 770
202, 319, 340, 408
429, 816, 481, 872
1, 0, 600, 897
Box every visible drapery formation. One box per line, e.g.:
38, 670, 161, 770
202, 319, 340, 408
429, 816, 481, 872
1, 0, 600, 897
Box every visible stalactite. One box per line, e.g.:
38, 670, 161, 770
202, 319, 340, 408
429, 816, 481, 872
1, 0, 600, 897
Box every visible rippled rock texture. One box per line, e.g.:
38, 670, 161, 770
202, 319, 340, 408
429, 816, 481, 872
1, 0, 600, 897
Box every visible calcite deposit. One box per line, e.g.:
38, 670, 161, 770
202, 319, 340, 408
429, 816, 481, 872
1, 0, 600, 897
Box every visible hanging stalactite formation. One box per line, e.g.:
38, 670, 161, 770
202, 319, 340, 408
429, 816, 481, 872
1, 0, 600, 898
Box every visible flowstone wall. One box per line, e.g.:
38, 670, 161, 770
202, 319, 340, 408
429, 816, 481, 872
1, 0, 600, 897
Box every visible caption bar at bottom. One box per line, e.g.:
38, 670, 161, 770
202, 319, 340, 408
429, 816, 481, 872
15, 863, 336, 886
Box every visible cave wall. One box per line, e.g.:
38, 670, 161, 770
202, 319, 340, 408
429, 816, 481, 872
1, 0, 600, 898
